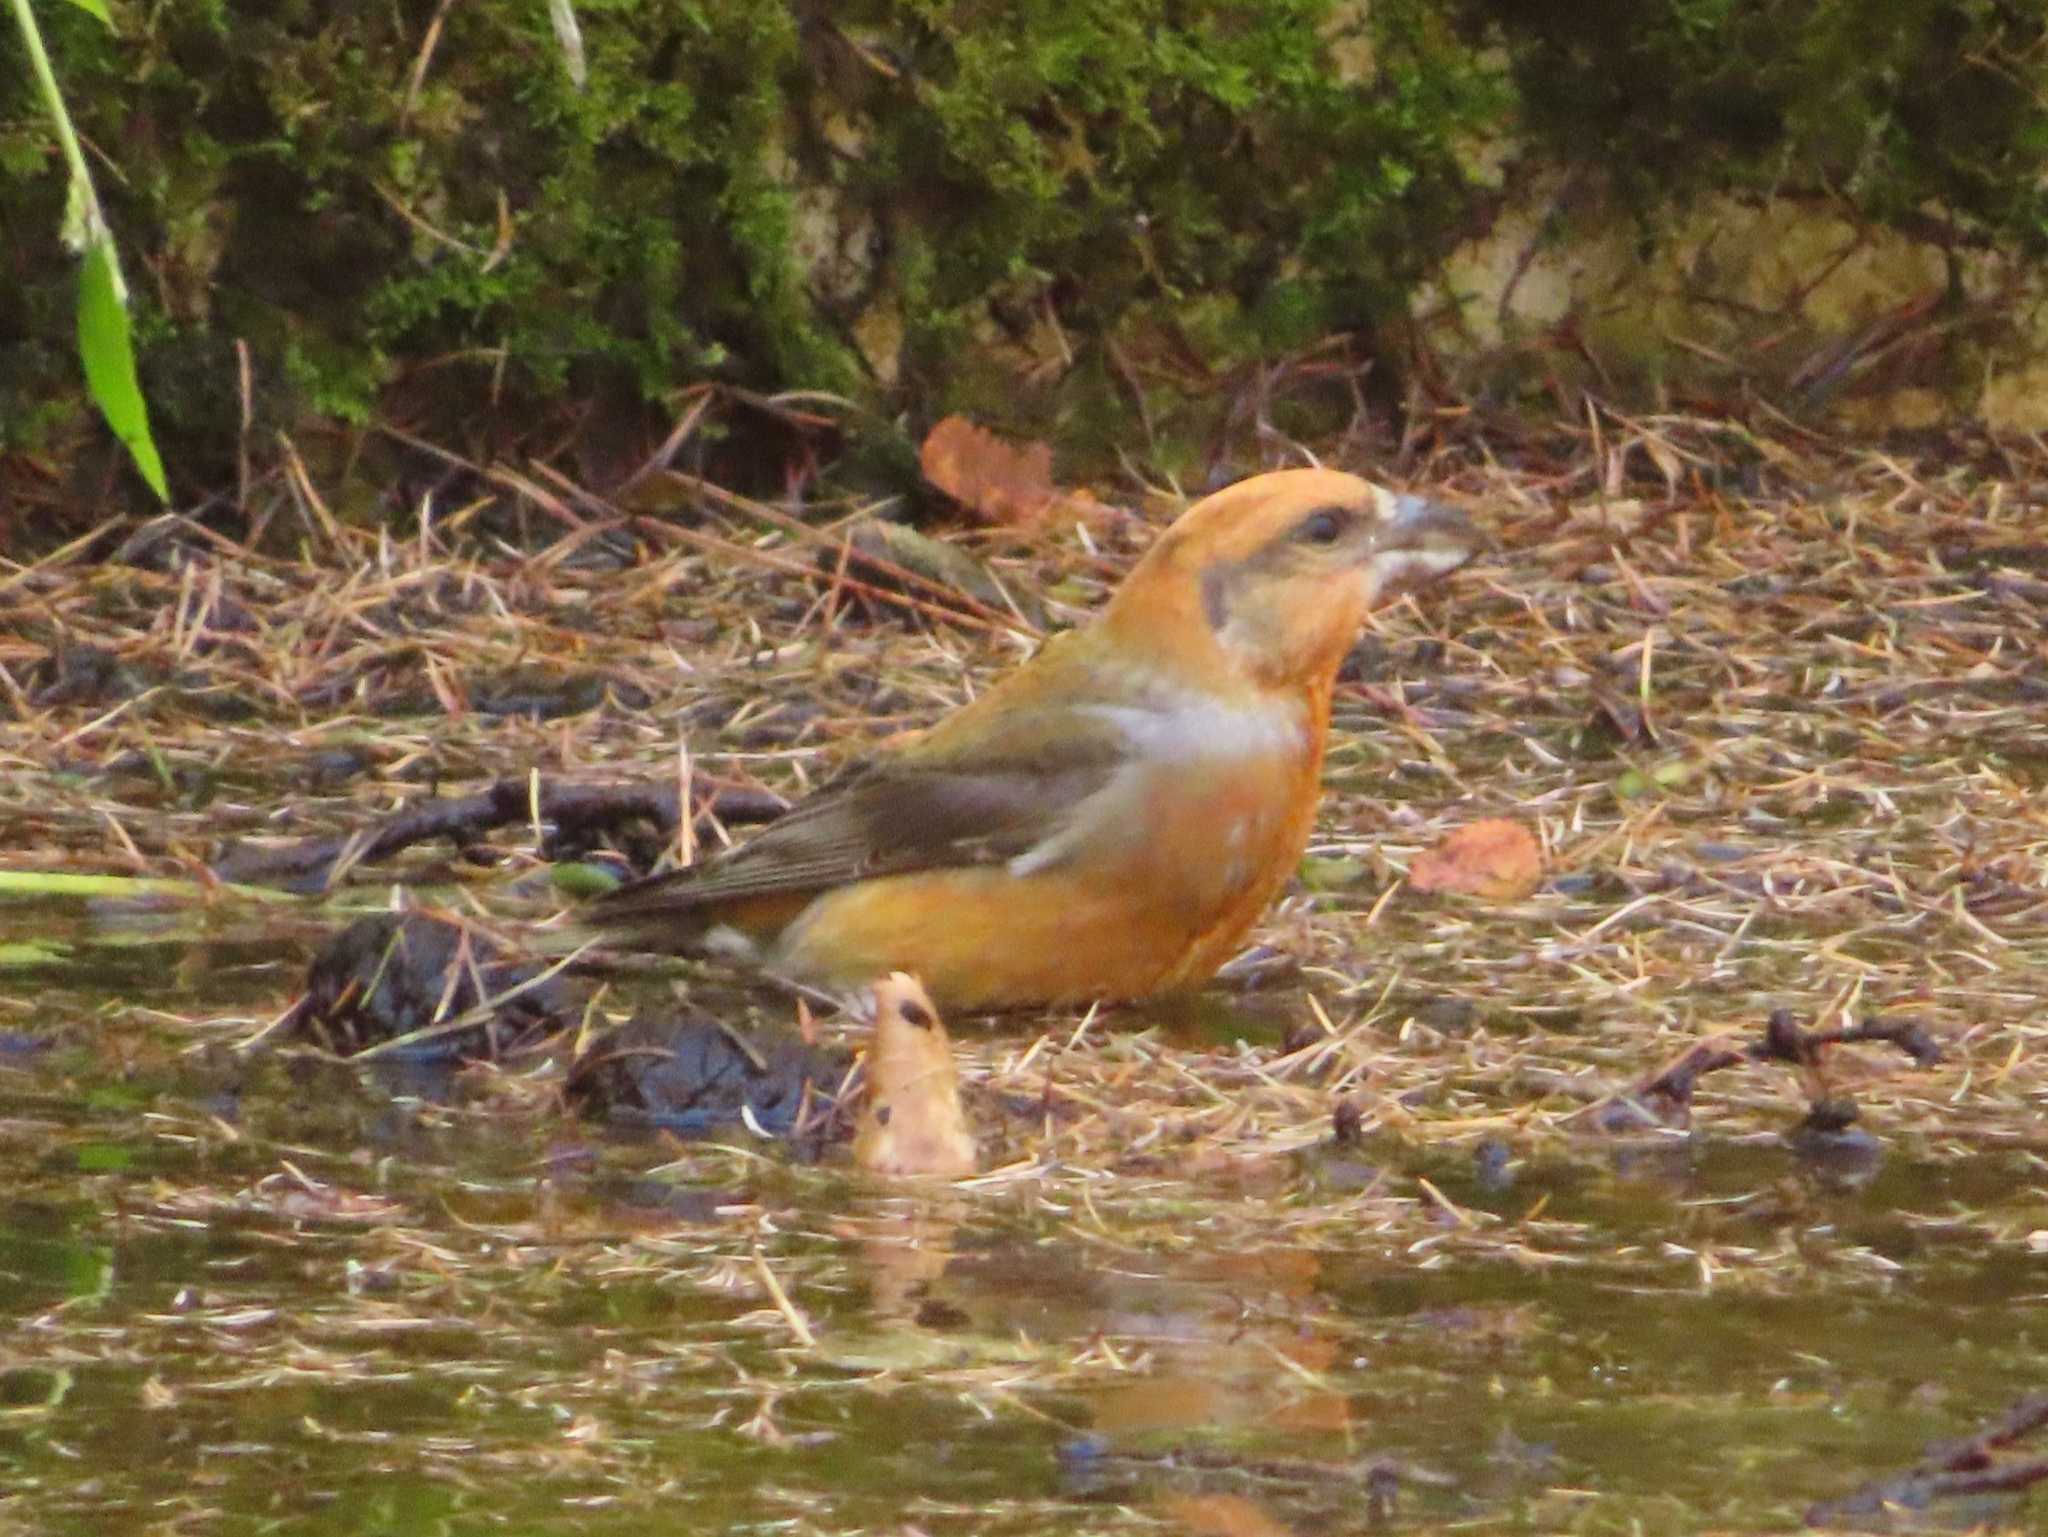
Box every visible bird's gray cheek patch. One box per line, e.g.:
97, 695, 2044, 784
1201, 561, 1243, 632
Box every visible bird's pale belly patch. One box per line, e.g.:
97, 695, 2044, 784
1129, 761, 1299, 916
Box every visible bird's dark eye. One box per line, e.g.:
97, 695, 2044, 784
1296, 507, 1349, 545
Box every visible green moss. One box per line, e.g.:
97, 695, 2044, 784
10, 0, 2039, 511
846, 0, 1507, 438
5, 0, 1506, 499
1460, 0, 2048, 254
4, 0, 825, 473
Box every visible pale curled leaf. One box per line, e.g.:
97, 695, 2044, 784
853, 973, 976, 1177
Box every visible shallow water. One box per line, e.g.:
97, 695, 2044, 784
4, 897, 2045, 1537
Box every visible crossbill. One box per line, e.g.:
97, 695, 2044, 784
595, 468, 1476, 1010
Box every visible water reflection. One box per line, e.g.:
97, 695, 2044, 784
1, 913, 2042, 1535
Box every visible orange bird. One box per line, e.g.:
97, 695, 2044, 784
594, 468, 1476, 1009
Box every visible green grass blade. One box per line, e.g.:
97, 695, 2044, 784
76, 239, 168, 502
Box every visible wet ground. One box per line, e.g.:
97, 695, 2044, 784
6, 442, 2048, 1532
3, 902, 2044, 1536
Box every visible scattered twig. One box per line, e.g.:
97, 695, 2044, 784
212, 778, 786, 891
1807, 1393, 2048, 1527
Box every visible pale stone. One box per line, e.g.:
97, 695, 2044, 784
1981, 363, 2048, 432
1322, 1, 1375, 86
787, 182, 877, 308
1834, 387, 1947, 433
1420, 177, 2048, 427
850, 296, 904, 388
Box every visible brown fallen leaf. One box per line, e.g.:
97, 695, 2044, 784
853, 972, 977, 1177
919, 415, 1100, 530
1408, 819, 1543, 900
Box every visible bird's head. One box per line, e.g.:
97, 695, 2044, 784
1104, 468, 1478, 691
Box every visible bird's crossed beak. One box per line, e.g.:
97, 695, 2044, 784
1373, 494, 1481, 594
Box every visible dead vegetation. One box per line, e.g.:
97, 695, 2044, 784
3, 408, 2047, 1532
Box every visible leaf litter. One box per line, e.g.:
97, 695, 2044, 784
1, 408, 2047, 1532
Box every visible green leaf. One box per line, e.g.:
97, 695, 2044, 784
1298, 855, 1368, 891
1615, 757, 1698, 799
55, 0, 114, 27
61, 171, 93, 251
76, 240, 169, 503
0, 940, 73, 968
551, 860, 625, 899
65, 1246, 115, 1305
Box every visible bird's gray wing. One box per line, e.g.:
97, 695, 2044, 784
590, 711, 1134, 924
